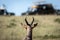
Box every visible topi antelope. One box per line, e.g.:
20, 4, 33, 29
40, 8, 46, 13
21, 17, 38, 40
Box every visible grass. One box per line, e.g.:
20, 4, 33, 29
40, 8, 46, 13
0, 15, 60, 40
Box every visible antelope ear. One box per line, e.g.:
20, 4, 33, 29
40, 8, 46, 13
32, 23, 38, 29
34, 23, 38, 27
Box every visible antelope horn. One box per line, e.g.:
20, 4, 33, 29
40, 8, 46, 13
31, 17, 34, 25
25, 17, 29, 25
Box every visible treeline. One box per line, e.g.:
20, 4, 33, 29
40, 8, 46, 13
0, 9, 15, 16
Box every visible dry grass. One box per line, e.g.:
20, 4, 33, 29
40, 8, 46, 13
0, 15, 60, 40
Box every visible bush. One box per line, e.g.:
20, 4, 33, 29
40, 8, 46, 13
54, 18, 60, 23
11, 19, 16, 22
43, 35, 60, 39
7, 23, 16, 28
7, 25, 12, 28
43, 35, 48, 38
49, 35, 56, 38
49, 35, 60, 38
10, 23, 16, 26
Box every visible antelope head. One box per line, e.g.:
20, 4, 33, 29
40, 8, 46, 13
21, 17, 38, 29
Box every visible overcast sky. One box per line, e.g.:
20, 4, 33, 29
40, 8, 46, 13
0, 0, 60, 16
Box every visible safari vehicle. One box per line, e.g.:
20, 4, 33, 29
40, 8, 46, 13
21, 4, 56, 15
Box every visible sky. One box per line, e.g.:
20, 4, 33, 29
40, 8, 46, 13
0, 0, 60, 16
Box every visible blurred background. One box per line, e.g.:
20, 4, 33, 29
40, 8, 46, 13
0, 0, 60, 16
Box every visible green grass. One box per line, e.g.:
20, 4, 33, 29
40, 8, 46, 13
0, 15, 60, 40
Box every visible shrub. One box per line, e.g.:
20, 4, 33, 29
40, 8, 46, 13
54, 18, 60, 23
43, 35, 48, 38
49, 35, 56, 38
7, 25, 12, 28
49, 35, 60, 38
10, 23, 16, 26
7, 22, 16, 28
43, 35, 60, 39
11, 19, 16, 22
